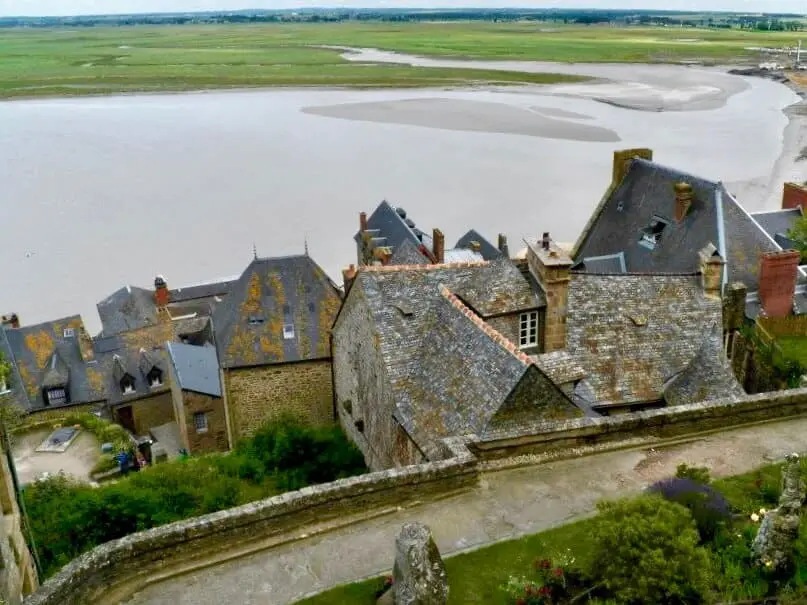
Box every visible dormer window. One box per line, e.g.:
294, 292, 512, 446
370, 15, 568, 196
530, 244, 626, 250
147, 368, 163, 388
283, 323, 295, 340
63, 328, 75, 338
45, 387, 67, 406
638, 216, 669, 250
121, 376, 136, 394
248, 316, 265, 326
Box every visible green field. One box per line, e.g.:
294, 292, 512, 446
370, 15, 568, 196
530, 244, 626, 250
0, 22, 804, 99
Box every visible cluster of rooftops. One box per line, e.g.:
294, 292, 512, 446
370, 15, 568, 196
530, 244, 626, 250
1, 148, 805, 458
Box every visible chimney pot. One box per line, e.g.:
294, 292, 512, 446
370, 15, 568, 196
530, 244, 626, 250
359, 212, 368, 232
154, 275, 170, 308
759, 250, 801, 317
1, 313, 20, 330
541, 232, 551, 250
432, 229, 445, 264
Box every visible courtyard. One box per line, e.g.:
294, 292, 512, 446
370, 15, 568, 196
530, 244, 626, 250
12, 429, 101, 486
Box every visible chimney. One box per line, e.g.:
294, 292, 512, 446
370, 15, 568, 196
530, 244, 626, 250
698, 243, 724, 300
359, 211, 368, 232
432, 229, 445, 264
154, 275, 170, 307
782, 182, 807, 210
373, 247, 392, 266
674, 182, 694, 222
498, 233, 510, 257
342, 264, 358, 294
612, 148, 654, 187
78, 325, 94, 362
0, 313, 19, 330
759, 250, 801, 317
526, 233, 573, 353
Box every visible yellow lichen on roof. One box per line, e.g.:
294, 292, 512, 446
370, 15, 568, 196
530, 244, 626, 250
241, 272, 263, 316
86, 366, 106, 395
24, 330, 55, 369
227, 328, 259, 366
317, 293, 341, 358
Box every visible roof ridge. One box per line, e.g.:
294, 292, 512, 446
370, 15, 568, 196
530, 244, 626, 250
635, 157, 720, 187
573, 271, 702, 277
362, 261, 490, 273
438, 284, 531, 366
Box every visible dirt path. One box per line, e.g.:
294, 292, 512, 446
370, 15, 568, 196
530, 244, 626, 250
123, 416, 807, 605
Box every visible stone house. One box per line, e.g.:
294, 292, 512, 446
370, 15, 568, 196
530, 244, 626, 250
167, 342, 229, 455
332, 260, 575, 470
573, 148, 806, 322
353, 200, 509, 268
212, 255, 343, 442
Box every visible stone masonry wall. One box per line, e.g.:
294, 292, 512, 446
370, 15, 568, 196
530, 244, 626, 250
24, 438, 476, 605
475, 387, 807, 460
225, 360, 334, 441
128, 393, 175, 435
26, 403, 97, 424
332, 287, 403, 470
181, 391, 228, 455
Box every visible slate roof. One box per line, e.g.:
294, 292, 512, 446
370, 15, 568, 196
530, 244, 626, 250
565, 273, 743, 409
97, 286, 158, 337
574, 252, 626, 274
167, 342, 222, 397
534, 351, 588, 386
444, 248, 485, 263
213, 255, 343, 369
573, 157, 783, 293
348, 262, 573, 456
355, 201, 433, 263
2, 316, 106, 411
454, 229, 503, 261
169, 278, 236, 303
751, 208, 802, 250
389, 239, 430, 266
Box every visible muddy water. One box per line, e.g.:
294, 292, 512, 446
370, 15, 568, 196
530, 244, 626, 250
0, 57, 798, 333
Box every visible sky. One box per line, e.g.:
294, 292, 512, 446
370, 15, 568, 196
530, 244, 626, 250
2, 0, 806, 18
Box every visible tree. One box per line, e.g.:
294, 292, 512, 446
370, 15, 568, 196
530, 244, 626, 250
585, 495, 711, 604
787, 214, 807, 262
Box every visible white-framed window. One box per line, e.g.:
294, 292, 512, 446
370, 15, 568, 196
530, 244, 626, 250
63, 328, 75, 338
46, 388, 67, 406
150, 376, 163, 388
122, 382, 135, 394
283, 323, 295, 340
519, 312, 538, 349
193, 412, 208, 433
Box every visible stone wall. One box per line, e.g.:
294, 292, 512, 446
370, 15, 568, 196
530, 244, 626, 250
332, 287, 411, 470
125, 393, 174, 435
27, 403, 98, 424
224, 360, 334, 441
474, 387, 807, 460
180, 391, 229, 455
24, 438, 476, 605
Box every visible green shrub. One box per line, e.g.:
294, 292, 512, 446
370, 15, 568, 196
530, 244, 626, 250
585, 495, 711, 605
90, 454, 118, 475
675, 464, 711, 485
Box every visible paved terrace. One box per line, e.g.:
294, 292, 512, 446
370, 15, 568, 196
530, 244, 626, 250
125, 417, 807, 605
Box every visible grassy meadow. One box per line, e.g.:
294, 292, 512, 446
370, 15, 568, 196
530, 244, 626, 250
0, 22, 805, 99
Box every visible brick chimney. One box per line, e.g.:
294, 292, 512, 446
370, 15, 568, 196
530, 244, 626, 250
498, 233, 509, 257
359, 211, 368, 232
782, 182, 807, 210
527, 232, 573, 353
0, 313, 19, 330
674, 182, 694, 222
78, 325, 94, 362
612, 148, 653, 187
432, 229, 445, 264
759, 250, 801, 317
698, 243, 724, 300
342, 264, 358, 294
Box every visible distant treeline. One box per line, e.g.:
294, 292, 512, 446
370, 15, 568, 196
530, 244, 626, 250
2, 8, 805, 30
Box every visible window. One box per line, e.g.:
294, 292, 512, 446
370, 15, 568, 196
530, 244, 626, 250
122, 381, 135, 394
519, 312, 538, 348
63, 328, 75, 338
148, 368, 163, 388
638, 216, 669, 250
46, 388, 67, 406
248, 316, 265, 326
283, 323, 295, 340
193, 412, 208, 433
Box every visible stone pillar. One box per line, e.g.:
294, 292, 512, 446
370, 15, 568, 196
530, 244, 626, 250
432, 229, 445, 265
383, 523, 448, 605
752, 453, 805, 571
723, 282, 747, 358
526, 234, 573, 353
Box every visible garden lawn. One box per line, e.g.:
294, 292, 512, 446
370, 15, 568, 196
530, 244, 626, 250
776, 336, 807, 367
0, 22, 804, 98
297, 459, 806, 605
